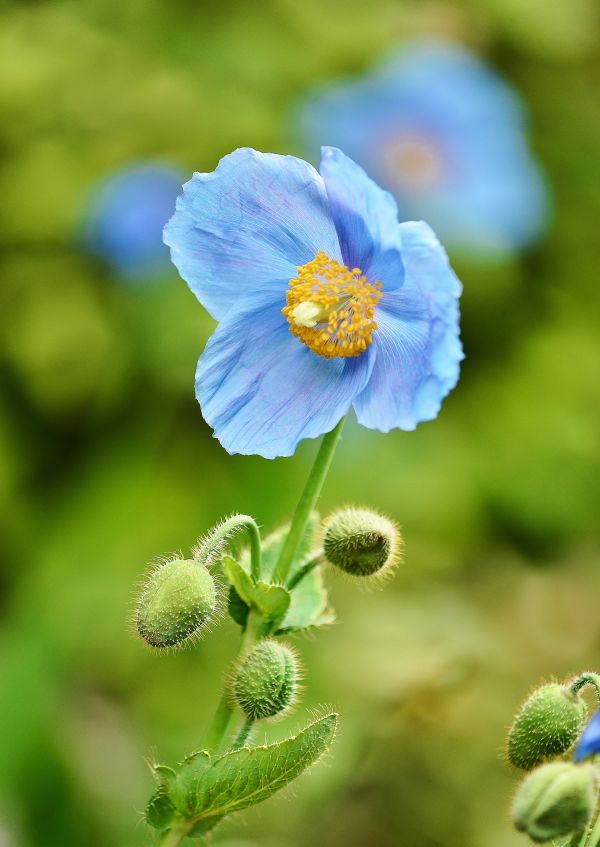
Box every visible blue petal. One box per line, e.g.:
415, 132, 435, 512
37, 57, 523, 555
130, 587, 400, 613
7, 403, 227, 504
319, 147, 404, 290
164, 148, 342, 320
353, 221, 462, 431
574, 709, 600, 762
196, 292, 375, 458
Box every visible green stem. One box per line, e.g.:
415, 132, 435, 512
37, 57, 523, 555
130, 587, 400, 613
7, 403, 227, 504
196, 514, 262, 582
201, 612, 264, 754
585, 813, 600, 847
570, 673, 600, 704
272, 417, 345, 585
243, 518, 262, 583
287, 551, 323, 590
157, 821, 193, 847
231, 718, 254, 750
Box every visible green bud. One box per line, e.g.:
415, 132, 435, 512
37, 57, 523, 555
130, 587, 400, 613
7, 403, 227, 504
507, 683, 587, 771
136, 558, 217, 649
322, 507, 401, 577
512, 762, 596, 843
232, 639, 299, 721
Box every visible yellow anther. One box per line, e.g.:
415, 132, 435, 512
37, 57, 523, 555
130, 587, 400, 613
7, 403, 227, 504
282, 251, 382, 359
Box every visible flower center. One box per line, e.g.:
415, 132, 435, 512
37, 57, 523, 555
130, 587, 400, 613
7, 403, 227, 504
382, 135, 442, 190
282, 251, 382, 359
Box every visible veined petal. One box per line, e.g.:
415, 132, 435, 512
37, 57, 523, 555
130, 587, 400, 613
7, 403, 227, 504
319, 146, 404, 291
196, 294, 375, 458
353, 221, 462, 431
164, 148, 341, 320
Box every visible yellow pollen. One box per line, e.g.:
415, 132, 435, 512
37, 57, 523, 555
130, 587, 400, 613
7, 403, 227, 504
282, 251, 382, 359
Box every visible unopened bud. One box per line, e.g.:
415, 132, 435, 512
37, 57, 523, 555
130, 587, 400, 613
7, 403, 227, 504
507, 683, 587, 771
322, 507, 401, 577
232, 640, 299, 721
512, 762, 596, 843
136, 558, 217, 649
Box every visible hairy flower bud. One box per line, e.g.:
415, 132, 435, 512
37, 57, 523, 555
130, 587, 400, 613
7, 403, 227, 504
322, 507, 401, 577
136, 558, 217, 649
232, 640, 299, 721
507, 683, 587, 771
512, 762, 596, 843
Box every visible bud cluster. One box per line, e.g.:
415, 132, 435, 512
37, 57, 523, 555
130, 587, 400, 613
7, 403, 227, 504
506, 673, 600, 844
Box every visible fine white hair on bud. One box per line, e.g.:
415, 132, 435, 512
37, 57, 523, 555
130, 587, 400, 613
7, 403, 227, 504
321, 506, 402, 578
135, 557, 218, 650
506, 682, 588, 771
232, 639, 300, 721
512, 762, 597, 843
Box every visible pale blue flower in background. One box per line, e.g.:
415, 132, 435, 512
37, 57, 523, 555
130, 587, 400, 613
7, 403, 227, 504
82, 163, 183, 280
296, 41, 550, 260
164, 147, 463, 458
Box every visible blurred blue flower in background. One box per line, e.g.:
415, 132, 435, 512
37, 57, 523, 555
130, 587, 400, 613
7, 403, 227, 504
164, 147, 462, 459
82, 163, 183, 280
574, 709, 600, 761
296, 40, 550, 260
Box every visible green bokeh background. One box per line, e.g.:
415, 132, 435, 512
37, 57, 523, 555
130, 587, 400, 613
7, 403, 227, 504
1, 1, 600, 845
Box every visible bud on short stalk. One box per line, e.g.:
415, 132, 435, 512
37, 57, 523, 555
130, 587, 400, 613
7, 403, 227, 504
232, 640, 299, 721
135, 558, 218, 649
322, 507, 401, 578
512, 762, 597, 843
507, 683, 588, 771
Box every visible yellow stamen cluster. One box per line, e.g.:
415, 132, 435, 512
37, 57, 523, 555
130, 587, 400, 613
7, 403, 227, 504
282, 251, 382, 359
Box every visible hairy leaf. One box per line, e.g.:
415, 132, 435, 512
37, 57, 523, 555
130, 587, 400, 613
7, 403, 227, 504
170, 714, 337, 829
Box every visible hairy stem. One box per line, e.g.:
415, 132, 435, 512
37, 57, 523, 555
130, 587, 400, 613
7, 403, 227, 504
231, 718, 254, 750
272, 418, 345, 585
157, 821, 193, 847
196, 514, 262, 581
570, 673, 600, 703
201, 611, 264, 754
585, 813, 600, 847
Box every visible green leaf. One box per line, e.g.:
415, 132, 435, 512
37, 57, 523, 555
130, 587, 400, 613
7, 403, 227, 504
278, 565, 335, 633
240, 513, 320, 582
171, 714, 337, 829
146, 791, 176, 830
222, 556, 290, 625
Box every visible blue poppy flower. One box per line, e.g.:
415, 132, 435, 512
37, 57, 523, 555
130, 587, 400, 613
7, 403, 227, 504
82, 163, 183, 281
296, 41, 549, 259
574, 709, 600, 762
164, 146, 463, 458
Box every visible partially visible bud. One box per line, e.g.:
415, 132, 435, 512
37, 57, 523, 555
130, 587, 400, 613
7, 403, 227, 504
232, 640, 299, 721
136, 558, 217, 649
512, 762, 596, 843
322, 507, 401, 578
507, 683, 587, 771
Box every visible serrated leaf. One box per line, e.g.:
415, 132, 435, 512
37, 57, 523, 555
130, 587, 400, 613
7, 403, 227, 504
222, 556, 290, 626
171, 714, 337, 829
146, 791, 176, 830
152, 764, 177, 787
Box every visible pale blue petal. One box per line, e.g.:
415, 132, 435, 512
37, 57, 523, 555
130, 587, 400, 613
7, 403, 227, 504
196, 292, 375, 458
353, 221, 462, 431
574, 709, 600, 762
164, 148, 341, 320
319, 147, 404, 290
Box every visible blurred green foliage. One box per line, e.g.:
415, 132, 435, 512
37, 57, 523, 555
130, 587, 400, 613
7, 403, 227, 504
1, 1, 599, 845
